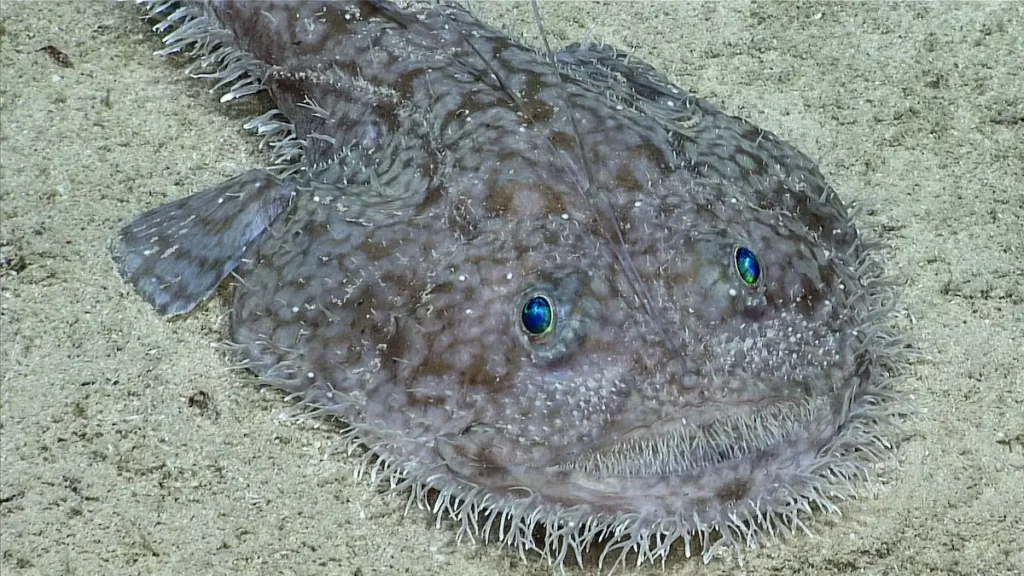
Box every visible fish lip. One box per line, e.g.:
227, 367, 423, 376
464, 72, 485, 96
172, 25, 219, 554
556, 397, 828, 479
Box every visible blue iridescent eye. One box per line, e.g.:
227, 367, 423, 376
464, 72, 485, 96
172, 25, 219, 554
734, 246, 761, 286
521, 296, 554, 336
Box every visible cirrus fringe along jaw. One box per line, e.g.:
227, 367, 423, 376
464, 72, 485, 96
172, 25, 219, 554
128, 0, 904, 571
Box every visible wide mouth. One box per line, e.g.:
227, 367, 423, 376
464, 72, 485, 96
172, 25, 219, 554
555, 397, 827, 478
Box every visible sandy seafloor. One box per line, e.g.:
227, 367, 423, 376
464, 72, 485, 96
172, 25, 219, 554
1, 1, 1022, 574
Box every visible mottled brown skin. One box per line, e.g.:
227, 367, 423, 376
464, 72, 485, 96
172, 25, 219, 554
114, 0, 898, 566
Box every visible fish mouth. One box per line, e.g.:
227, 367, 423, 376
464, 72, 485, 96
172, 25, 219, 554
556, 396, 834, 478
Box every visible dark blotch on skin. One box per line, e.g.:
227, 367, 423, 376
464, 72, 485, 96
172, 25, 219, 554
714, 478, 752, 505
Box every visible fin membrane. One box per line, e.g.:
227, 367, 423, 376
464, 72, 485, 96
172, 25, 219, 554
111, 169, 294, 317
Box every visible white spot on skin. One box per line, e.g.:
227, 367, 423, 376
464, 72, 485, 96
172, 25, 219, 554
560, 213, 569, 220
458, 275, 466, 282
506, 272, 514, 281
465, 309, 473, 315
728, 288, 738, 297
292, 306, 300, 313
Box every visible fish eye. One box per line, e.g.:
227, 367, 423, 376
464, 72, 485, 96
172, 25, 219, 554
521, 295, 554, 336
734, 246, 761, 287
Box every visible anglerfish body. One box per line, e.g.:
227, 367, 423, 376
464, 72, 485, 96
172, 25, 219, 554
113, 0, 903, 568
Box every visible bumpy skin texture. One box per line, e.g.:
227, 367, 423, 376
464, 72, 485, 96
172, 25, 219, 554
115, 0, 900, 567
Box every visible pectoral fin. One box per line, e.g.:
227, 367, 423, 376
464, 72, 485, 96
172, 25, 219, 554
111, 169, 293, 316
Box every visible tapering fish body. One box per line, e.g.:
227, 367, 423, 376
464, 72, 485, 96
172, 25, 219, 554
113, 0, 901, 568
